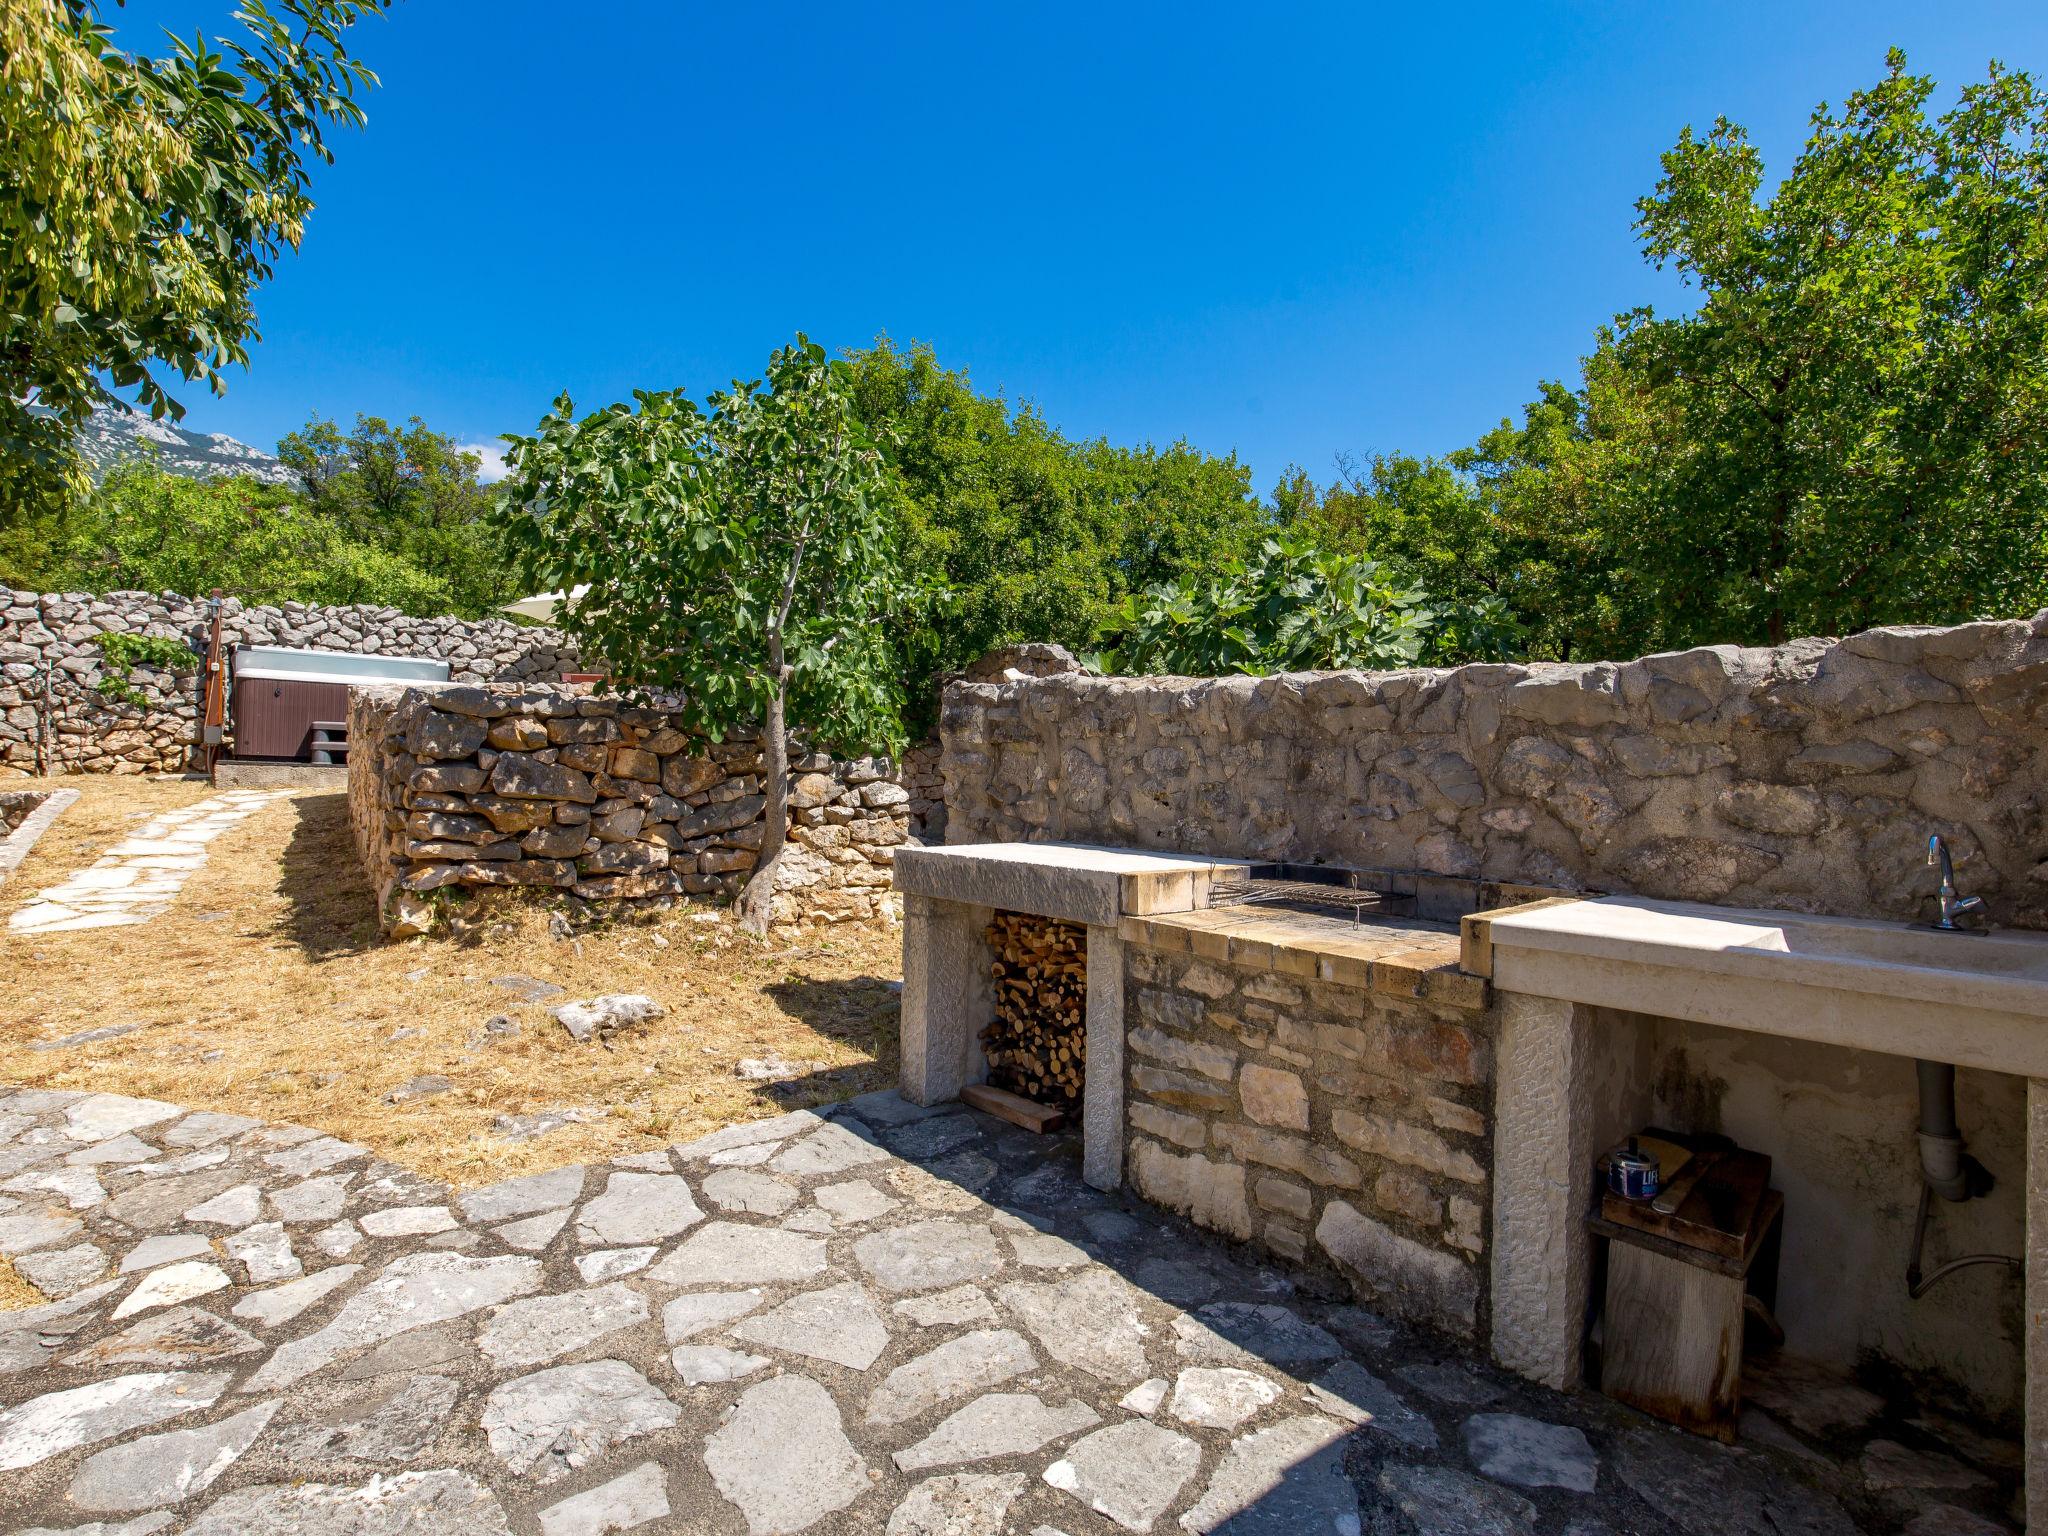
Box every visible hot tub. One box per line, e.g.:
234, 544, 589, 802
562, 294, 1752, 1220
231, 645, 450, 760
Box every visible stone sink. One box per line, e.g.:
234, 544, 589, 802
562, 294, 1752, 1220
1480, 895, 2048, 1077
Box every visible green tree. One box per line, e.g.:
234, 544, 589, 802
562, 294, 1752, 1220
1511, 53, 2048, 653
497, 337, 909, 932
841, 339, 1264, 722
278, 413, 518, 617
1096, 530, 1441, 677
1, 0, 389, 526
52, 461, 454, 612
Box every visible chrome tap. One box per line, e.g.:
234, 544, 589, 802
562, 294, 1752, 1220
1926, 834, 1986, 931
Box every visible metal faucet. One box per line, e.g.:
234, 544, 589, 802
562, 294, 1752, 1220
1926, 834, 1986, 931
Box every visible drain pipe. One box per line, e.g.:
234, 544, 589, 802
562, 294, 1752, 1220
1906, 1058, 2019, 1297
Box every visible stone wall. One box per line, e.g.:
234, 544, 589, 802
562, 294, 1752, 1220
0, 589, 576, 775
1121, 938, 1494, 1339
349, 683, 911, 932
940, 614, 2048, 929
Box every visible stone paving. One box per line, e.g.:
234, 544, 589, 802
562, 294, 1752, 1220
7, 791, 291, 934
0, 1085, 2019, 1535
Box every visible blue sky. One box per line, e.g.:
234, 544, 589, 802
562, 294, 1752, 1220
131, 1, 2048, 489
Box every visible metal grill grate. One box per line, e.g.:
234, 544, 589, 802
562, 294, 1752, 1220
1209, 865, 1414, 923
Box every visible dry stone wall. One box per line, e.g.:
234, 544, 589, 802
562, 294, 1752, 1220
941, 613, 2048, 928
1121, 940, 1494, 1339
0, 589, 575, 775
349, 683, 911, 931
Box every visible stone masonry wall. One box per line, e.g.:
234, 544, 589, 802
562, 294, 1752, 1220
941, 613, 2048, 929
0, 589, 576, 775
1122, 942, 1495, 1339
349, 683, 911, 932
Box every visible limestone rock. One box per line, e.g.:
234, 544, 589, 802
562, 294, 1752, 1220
180, 1470, 513, 1536
482, 1360, 679, 1483
574, 1171, 703, 1245
479, 1281, 649, 1369
1043, 1419, 1203, 1533
1179, 1415, 1358, 1534
1461, 1412, 1599, 1493
68, 1401, 279, 1512
537, 1461, 670, 1536
553, 994, 664, 1044
854, 1219, 1004, 1293
999, 1270, 1152, 1383
1167, 1367, 1282, 1430
646, 1222, 827, 1287
671, 1345, 772, 1385
893, 1392, 1101, 1473
865, 1328, 1037, 1426
885, 1473, 1026, 1536
0, 1370, 231, 1471
704, 1375, 869, 1535
731, 1281, 890, 1370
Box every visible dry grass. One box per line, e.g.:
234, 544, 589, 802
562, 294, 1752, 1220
0, 775, 904, 1189
0, 1256, 45, 1310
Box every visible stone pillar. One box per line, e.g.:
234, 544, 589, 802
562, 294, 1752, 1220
1083, 924, 1125, 1191
1490, 992, 1595, 1389
2028, 1077, 2046, 1533
899, 895, 992, 1106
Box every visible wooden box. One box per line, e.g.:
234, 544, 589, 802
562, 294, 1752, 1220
1590, 1148, 1782, 1442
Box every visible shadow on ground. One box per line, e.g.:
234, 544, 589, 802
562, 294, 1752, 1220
275, 791, 385, 960
845, 1092, 2015, 1536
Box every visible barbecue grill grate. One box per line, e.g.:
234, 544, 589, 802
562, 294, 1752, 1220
1209, 865, 1415, 922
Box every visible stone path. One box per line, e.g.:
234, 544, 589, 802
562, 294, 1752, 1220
8, 790, 291, 934
0, 1086, 2016, 1535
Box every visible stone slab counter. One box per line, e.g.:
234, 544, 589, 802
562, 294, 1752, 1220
938, 611, 2048, 930
348, 683, 912, 932
0, 589, 576, 775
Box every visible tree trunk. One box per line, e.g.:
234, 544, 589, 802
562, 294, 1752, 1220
737, 665, 788, 934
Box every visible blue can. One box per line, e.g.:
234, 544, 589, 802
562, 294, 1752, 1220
1608, 1139, 1661, 1202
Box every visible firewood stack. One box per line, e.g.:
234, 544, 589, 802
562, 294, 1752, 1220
978, 911, 1087, 1111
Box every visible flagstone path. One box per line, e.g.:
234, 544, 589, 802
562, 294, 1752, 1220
8, 791, 292, 935
0, 1086, 2006, 1535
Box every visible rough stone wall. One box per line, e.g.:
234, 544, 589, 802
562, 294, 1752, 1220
0, 589, 575, 775
942, 613, 2048, 928
1122, 943, 1494, 1339
349, 683, 911, 931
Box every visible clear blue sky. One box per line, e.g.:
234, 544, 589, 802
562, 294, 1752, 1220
130, 1, 2048, 489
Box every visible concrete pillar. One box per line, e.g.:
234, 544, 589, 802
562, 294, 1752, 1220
899, 895, 992, 1106
1490, 992, 1596, 1389
1083, 923, 1125, 1191
2028, 1077, 2046, 1533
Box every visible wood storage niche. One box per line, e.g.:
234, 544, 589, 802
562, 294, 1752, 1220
979, 910, 1086, 1114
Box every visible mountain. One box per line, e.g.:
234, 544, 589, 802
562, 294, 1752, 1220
62, 402, 295, 486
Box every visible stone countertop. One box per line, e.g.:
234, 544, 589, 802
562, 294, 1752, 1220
1117, 906, 1486, 1011
894, 842, 1253, 926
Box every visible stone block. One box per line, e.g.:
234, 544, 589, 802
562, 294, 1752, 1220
1315, 1199, 1477, 1336
487, 717, 549, 751
662, 755, 723, 797
522, 823, 587, 858
1374, 1168, 1443, 1227
1128, 1026, 1235, 1082
1129, 1102, 1205, 1150
1446, 1196, 1483, 1254
1130, 1139, 1252, 1240
1209, 1124, 1362, 1190
547, 716, 620, 744
1238, 1065, 1309, 1131
490, 754, 597, 804
467, 794, 557, 834
580, 842, 669, 875
1331, 1109, 1485, 1185
1178, 960, 1238, 1000
1253, 1175, 1312, 1220
409, 711, 489, 760
1130, 1065, 1235, 1115
610, 746, 659, 782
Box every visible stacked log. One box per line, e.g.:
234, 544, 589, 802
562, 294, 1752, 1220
978, 911, 1087, 1110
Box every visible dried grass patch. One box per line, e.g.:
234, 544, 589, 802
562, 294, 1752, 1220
0, 775, 904, 1189
0, 1255, 46, 1310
